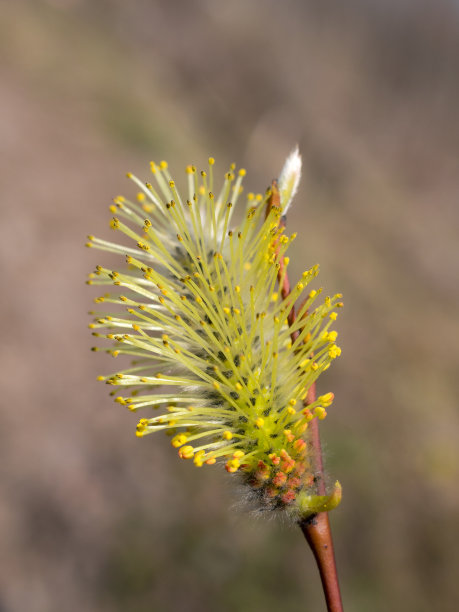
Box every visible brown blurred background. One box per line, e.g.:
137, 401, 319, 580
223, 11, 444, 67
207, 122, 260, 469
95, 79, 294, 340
1, 0, 459, 610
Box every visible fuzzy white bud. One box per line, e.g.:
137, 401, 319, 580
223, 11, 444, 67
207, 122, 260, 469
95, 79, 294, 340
278, 146, 302, 214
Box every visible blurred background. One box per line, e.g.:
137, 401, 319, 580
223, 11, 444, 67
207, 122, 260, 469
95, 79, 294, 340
1, 0, 458, 610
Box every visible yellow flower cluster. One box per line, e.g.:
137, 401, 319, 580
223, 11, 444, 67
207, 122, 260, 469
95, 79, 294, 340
87, 152, 342, 517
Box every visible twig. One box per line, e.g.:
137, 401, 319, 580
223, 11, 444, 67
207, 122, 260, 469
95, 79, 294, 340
267, 181, 343, 612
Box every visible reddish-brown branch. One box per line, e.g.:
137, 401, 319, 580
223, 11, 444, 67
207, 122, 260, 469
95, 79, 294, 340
300, 384, 343, 612
299, 509, 343, 612
267, 181, 343, 612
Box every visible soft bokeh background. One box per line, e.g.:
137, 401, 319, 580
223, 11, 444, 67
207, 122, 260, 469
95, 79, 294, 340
1, 0, 458, 610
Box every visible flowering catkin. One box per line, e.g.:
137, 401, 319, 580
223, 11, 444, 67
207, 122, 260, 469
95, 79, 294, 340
87, 151, 342, 518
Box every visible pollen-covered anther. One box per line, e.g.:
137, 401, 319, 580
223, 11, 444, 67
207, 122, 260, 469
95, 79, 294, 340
282, 457, 295, 473
266, 486, 279, 499
136, 418, 148, 437
281, 490, 296, 505
178, 445, 194, 459
171, 433, 188, 448
318, 392, 334, 407
255, 461, 270, 482
280, 449, 295, 473
225, 458, 240, 473
328, 344, 342, 359
288, 475, 302, 488
272, 471, 288, 487
293, 439, 306, 453
268, 453, 280, 466
314, 407, 327, 420
194, 450, 206, 467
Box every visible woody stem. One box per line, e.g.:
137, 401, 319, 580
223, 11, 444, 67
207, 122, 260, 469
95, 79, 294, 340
267, 181, 343, 612
298, 396, 343, 612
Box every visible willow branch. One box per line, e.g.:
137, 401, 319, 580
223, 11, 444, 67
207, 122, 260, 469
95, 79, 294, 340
267, 181, 343, 612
